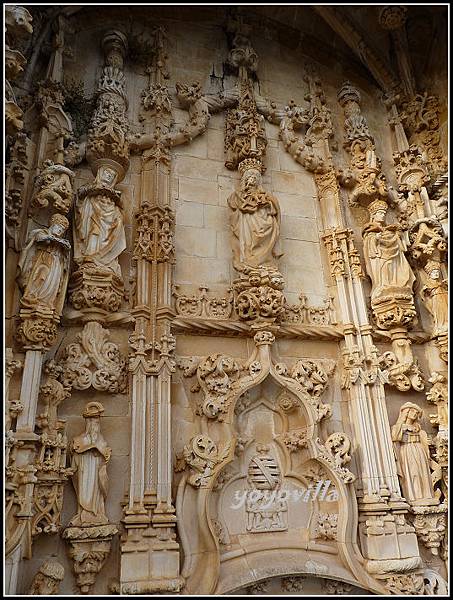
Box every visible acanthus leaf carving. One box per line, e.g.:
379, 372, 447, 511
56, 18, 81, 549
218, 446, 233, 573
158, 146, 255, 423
315, 433, 355, 483
183, 434, 233, 488
60, 322, 127, 393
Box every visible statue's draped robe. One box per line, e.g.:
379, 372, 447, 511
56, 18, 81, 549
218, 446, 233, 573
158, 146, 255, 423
18, 228, 70, 315
391, 423, 436, 505
228, 188, 281, 271
74, 195, 126, 277
69, 432, 110, 526
363, 224, 415, 302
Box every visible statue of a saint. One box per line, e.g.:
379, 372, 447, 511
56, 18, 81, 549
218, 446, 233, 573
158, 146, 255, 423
69, 401, 111, 527
421, 261, 448, 337
18, 213, 71, 316
73, 168, 126, 277
391, 402, 438, 506
362, 200, 415, 302
228, 165, 282, 273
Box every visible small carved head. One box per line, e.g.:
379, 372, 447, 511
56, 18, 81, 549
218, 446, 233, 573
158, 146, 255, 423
49, 213, 70, 236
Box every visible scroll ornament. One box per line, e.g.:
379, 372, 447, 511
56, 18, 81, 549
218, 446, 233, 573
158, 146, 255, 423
60, 321, 127, 393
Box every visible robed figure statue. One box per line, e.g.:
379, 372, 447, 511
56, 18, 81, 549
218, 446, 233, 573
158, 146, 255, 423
391, 402, 438, 506
18, 213, 71, 316
69, 402, 111, 527
362, 200, 415, 303
228, 166, 282, 273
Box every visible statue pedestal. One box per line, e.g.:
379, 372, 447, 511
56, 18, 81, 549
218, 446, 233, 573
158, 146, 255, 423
410, 503, 447, 556
63, 523, 118, 594
371, 293, 416, 330
69, 264, 125, 317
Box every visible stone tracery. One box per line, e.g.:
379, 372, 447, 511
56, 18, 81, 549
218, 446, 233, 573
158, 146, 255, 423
4, 4, 447, 597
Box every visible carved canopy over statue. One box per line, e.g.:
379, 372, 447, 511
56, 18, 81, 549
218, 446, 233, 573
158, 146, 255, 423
69, 401, 111, 527
228, 163, 282, 273
362, 200, 416, 302
391, 402, 438, 506
73, 167, 126, 278
18, 213, 71, 316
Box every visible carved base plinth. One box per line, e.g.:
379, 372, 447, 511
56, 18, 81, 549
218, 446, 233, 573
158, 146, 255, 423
62, 524, 118, 594
69, 265, 124, 315
233, 267, 286, 323
371, 294, 417, 330
16, 310, 59, 350
410, 504, 447, 556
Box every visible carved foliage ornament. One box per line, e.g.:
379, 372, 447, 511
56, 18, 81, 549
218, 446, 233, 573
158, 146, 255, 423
60, 322, 127, 393
183, 434, 232, 487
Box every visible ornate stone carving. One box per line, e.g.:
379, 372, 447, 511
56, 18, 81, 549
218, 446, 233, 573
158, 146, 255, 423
60, 322, 127, 393
6, 131, 29, 242
245, 445, 288, 533
281, 576, 306, 593
16, 214, 71, 350
410, 504, 447, 556
31, 160, 75, 213
391, 403, 438, 506
5, 5, 32, 137
362, 200, 417, 329
280, 430, 308, 452
63, 402, 117, 594
233, 265, 285, 323
18, 214, 71, 317
173, 285, 233, 319
284, 294, 337, 326
287, 359, 333, 421
228, 165, 282, 274
32, 362, 72, 537
316, 433, 355, 483
190, 353, 240, 419
337, 82, 388, 209
383, 572, 425, 595
183, 434, 232, 488
29, 560, 64, 595
379, 350, 424, 392
400, 92, 445, 178
322, 579, 352, 594
133, 204, 175, 264
316, 512, 338, 541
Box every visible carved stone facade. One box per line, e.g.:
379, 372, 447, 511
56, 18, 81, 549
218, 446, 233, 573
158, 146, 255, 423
4, 5, 447, 597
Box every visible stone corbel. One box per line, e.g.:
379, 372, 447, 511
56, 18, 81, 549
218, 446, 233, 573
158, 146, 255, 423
410, 504, 447, 556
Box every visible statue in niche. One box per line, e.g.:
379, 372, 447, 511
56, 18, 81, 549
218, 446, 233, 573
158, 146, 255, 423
18, 213, 71, 315
362, 199, 415, 302
228, 164, 282, 273
68, 401, 111, 527
420, 261, 448, 337
73, 166, 126, 278
391, 402, 438, 506
29, 560, 64, 595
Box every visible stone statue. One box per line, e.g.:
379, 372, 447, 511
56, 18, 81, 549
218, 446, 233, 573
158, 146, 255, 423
362, 200, 416, 302
391, 402, 438, 506
69, 401, 111, 526
73, 177, 126, 278
18, 213, 71, 315
421, 261, 448, 337
228, 164, 282, 273
29, 560, 64, 595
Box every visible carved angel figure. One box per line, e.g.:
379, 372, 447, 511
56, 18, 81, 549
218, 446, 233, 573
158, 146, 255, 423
69, 402, 111, 526
228, 167, 282, 272
391, 402, 438, 506
362, 200, 415, 302
73, 188, 126, 278
17, 213, 71, 315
